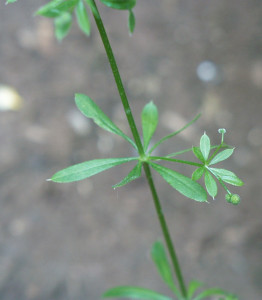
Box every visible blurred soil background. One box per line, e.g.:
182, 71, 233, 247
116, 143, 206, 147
0, 0, 262, 299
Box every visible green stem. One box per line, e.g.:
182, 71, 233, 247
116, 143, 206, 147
143, 163, 188, 299
88, 0, 144, 156
89, 1, 187, 298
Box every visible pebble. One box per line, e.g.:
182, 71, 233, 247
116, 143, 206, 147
0, 84, 23, 111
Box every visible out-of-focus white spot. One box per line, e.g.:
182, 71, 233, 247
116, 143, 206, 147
248, 127, 262, 146
197, 61, 219, 83
67, 109, 91, 136
0, 85, 23, 111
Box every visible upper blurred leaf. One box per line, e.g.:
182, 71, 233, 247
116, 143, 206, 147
54, 12, 72, 41
193, 287, 237, 300
141, 101, 158, 151
100, 0, 136, 10
187, 280, 203, 299
36, 0, 79, 18
5, 0, 17, 4
75, 94, 137, 149
75, 0, 91, 36
103, 286, 172, 300
128, 9, 135, 34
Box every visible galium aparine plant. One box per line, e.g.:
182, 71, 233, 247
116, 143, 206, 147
7, 0, 243, 299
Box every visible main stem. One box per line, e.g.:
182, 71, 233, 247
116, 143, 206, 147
88, 0, 144, 156
89, 1, 187, 298
143, 163, 187, 298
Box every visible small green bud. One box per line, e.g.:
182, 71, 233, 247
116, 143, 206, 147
225, 193, 240, 205
230, 194, 240, 205
218, 128, 226, 143
218, 128, 226, 134
225, 193, 231, 202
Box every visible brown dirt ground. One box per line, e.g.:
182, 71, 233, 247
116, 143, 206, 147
0, 0, 262, 299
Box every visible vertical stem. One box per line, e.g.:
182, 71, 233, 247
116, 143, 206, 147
88, 0, 144, 156
89, 1, 187, 298
143, 163, 187, 299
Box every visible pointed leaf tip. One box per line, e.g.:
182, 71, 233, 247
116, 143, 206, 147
112, 162, 141, 188
75, 0, 91, 36
128, 10, 135, 34
51, 157, 138, 183
54, 12, 72, 41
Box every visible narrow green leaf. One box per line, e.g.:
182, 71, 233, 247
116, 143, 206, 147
193, 288, 236, 300
192, 167, 205, 181
141, 101, 158, 151
209, 148, 234, 165
54, 12, 72, 41
204, 170, 217, 199
149, 162, 207, 202
200, 132, 210, 161
149, 114, 201, 155
128, 10, 136, 34
100, 0, 136, 10
75, 94, 137, 150
166, 145, 222, 160
113, 162, 142, 188
6, 0, 17, 4
103, 286, 172, 300
209, 168, 244, 186
192, 147, 205, 163
49, 157, 138, 183
75, 0, 91, 36
37, 8, 62, 18
149, 156, 202, 167
36, 0, 78, 17
187, 280, 203, 299
151, 241, 181, 298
